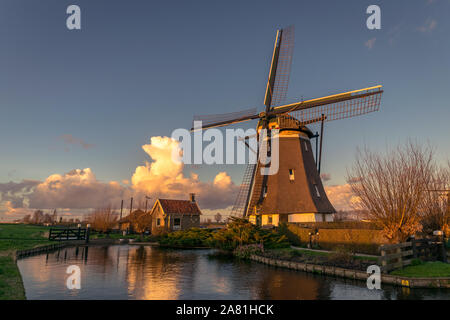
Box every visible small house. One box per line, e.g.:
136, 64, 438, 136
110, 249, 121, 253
150, 193, 202, 232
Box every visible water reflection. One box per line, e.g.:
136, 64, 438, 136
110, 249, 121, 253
17, 245, 450, 300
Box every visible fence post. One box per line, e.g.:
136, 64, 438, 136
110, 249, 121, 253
85, 224, 91, 244
441, 242, 447, 263
412, 239, 418, 259
380, 245, 387, 272
433, 231, 447, 263
396, 246, 402, 268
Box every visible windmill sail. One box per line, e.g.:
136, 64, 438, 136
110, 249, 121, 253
191, 107, 258, 130
273, 85, 383, 125
264, 25, 295, 110
230, 162, 257, 217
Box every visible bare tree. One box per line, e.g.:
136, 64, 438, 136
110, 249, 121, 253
22, 214, 31, 224
88, 206, 118, 233
52, 209, 57, 223
32, 210, 44, 224
348, 142, 434, 243
420, 163, 450, 236
129, 210, 152, 234
42, 213, 53, 224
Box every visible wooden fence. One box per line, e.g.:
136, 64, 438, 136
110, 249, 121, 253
49, 228, 87, 241
379, 238, 447, 273
16, 243, 67, 259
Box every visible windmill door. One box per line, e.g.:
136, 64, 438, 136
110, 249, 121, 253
256, 215, 262, 227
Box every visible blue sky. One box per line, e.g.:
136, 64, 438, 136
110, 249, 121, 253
0, 0, 449, 218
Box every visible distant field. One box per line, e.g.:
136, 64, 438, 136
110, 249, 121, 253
0, 223, 52, 300
0, 223, 50, 239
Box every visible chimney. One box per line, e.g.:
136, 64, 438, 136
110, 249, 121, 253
189, 193, 196, 203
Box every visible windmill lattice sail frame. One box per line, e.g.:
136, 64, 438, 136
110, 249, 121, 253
284, 86, 383, 126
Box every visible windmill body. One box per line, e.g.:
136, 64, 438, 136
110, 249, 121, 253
246, 117, 335, 225
192, 26, 383, 226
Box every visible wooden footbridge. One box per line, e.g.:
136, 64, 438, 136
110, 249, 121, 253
48, 227, 89, 242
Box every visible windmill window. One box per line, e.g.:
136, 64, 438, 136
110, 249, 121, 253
268, 215, 273, 224
266, 142, 271, 157
263, 185, 268, 198
314, 184, 321, 197
156, 218, 161, 226
174, 218, 181, 226
289, 169, 295, 181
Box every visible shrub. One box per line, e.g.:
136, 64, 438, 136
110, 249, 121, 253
263, 248, 303, 261
233, 244, 264, 259
327, 246, 353, 265
152, 226, 169, 237
410, 258, 424, 266
208, 217, 290, 251
159, 228, 213, 247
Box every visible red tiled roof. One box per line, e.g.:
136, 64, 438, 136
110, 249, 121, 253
158, 199, 202, 215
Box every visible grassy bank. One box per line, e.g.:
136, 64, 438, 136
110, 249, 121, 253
289, 247, 379, 261
263, 248, 450, 278
0, 224, 52, 300
258, 247, 377, 271
390, 261, 450, 278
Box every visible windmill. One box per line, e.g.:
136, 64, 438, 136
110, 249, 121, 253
191, 26, 383, 226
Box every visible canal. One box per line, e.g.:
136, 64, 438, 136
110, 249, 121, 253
17, 245, 450, 300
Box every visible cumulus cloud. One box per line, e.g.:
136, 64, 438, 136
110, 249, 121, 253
60, 134, 94, 150
28, 168, 128, 210
0, 136, 239, 219
131, 136, 238, 210
0, 180, 40, 209
0, 201, 32, 216
324, 184, 361, 211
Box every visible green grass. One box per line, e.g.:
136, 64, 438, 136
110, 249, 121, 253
353, 255, 379, 262
390, 261, 450, 278
288, 247, 330, 257
0, 223, 50, 240
0, 256, 26, 300
290, 247, 379, 261
0, 223, 52, 300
